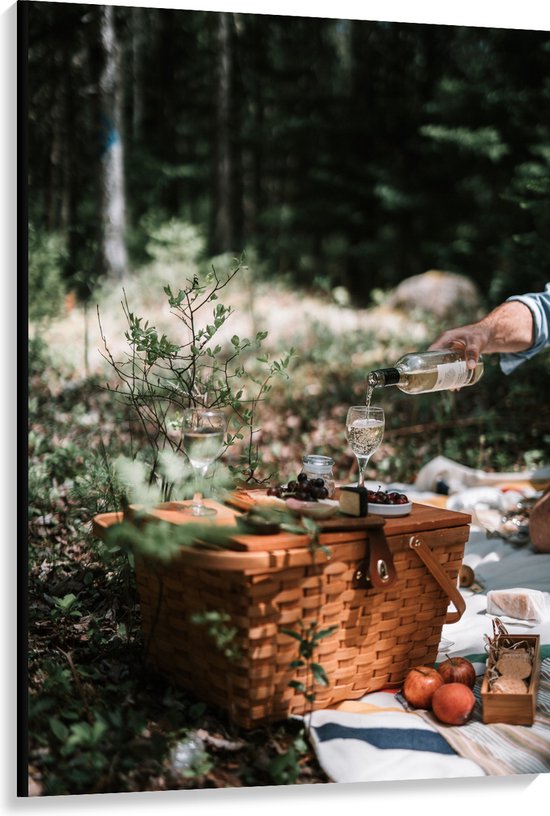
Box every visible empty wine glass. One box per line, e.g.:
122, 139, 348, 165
181, 408, 227, 517
345, 405, 385, 487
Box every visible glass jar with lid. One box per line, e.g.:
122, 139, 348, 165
301, 454, 336, 497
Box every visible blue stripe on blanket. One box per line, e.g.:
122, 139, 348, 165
314, 724, 458, 755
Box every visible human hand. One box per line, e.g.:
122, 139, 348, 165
428, 322, 491, 370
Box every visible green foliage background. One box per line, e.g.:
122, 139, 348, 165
27, 4, 550, 303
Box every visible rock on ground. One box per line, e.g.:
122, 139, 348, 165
386, 270, 483, 321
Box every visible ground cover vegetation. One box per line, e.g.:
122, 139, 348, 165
24, 2, 550, 797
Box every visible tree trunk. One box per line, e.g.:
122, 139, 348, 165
130, 7, 145, 142
212, 12, 233, 254
99, 5, 128, 280
240, 16, 264, 243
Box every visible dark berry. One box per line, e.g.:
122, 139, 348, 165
297, 472, 308, 483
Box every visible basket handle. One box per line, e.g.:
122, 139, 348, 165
408, 535, 466, 624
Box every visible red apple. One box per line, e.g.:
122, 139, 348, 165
431, 682, 476, 725
437, 656, 476, 689
402, 665, 444, 709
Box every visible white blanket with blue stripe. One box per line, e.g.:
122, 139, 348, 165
308, 689, 486, 782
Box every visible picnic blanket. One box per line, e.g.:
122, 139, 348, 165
307, 461, 550, 782
308, 657, 550, 782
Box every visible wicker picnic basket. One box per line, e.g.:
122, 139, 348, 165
93, 498, 469, 729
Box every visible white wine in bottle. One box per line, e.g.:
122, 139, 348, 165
368, 349, 484, 395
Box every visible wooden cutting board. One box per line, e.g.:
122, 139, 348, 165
93, 496, 471, 553
123, 499, 383, 551
126, 499, 239, 527
226, 488, 470, 530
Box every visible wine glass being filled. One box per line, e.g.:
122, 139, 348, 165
345, 405, 385, 488
181, 407, 227, 517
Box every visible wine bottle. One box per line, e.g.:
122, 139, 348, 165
368, 349, 484, 395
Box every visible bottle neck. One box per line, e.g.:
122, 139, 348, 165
368, 367, 400, 388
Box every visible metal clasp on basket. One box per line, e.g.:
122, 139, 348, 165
353, 558, 392, 589
376, 559, 391, 582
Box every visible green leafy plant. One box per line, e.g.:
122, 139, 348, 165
28, 223, 67, 324
48, 593, 82, 620
265, 730, 309, 785
98, 260, 295, 486
240, 723, 310, 787
189, 611, 241, 662
282, 620, 339, 729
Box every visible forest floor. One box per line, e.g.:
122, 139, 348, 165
27, 353, 335, 795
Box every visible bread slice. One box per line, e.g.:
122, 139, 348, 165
486, 587, 548, 622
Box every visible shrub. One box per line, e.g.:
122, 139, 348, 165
28, 224, 67, 323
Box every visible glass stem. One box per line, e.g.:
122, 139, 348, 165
192, 465, 208, 509
357, 456, 370, 487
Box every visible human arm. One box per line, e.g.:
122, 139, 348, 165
428, 300, 535, 369
429, 284, 550, 372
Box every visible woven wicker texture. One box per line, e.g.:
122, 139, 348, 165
134, 523, 468, 729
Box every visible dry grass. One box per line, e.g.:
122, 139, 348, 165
34, 258, 430, 380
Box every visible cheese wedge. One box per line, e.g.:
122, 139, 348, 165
338, 486, 369, 517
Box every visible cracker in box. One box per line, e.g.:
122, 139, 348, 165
481, 619, 540, 725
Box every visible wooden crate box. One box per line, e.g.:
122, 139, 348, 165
481, 633, 540, 726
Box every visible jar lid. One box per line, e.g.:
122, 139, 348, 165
302, 454, 335, 472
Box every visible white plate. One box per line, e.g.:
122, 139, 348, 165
285, 498, 340, 519
368, 501, 412, 517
